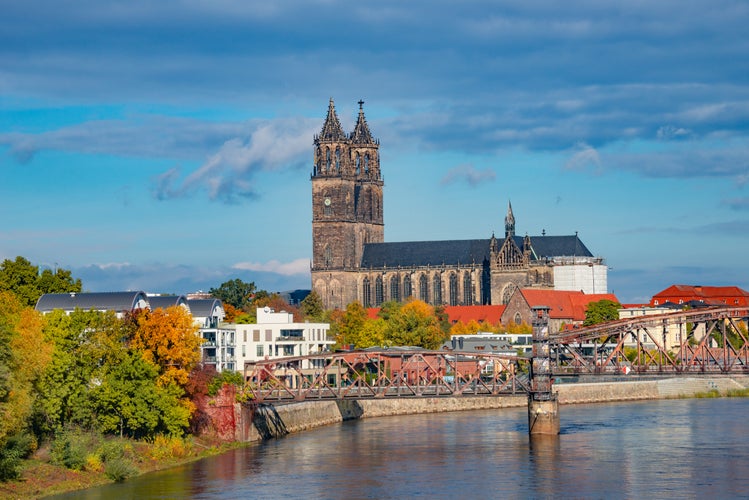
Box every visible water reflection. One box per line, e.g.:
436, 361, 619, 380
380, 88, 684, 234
56, 399, 749, 499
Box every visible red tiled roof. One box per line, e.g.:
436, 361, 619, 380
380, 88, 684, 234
519, 289, 620, 321
442, 305, 506, 324
650, 285, 749, 306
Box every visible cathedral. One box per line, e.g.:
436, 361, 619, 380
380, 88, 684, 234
311, 99, 607, 310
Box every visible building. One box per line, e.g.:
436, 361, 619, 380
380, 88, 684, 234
650, 285, 749, 307
35, 291, 237, 372
500, 288, 620, 334
233, 307, 333, 378
310, 99, 607, 310
618, 304, 708, 351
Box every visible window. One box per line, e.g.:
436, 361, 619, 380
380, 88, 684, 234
449, 273, 458, 306
243, 331, 247, 342
257, 345, 264, 357
433, 275, 442, 305
324, 246, 333, 267
514, 313, 522, 324
375, 275, 384, 306
419, 275, 428, 303
326, 149, 331, 171
404, 274, 412, 299
335, 147, 341, 171
463, 272, 473, 305
253, 329, 260, 342
364, 154, 370, 173
363, 277, 371, 308
390, 275, 400, 302
355, 154, 361, 174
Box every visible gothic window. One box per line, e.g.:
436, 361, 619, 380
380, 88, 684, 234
355, 153, 361, 175
433, 275, 442, 305
502, 283, 517, 305
463, 272, 473, 305
514, 312, 522, 325
449, 273, 458, 306
326, 149, 331, 171
375, 275, 384, 306
419, 275, 429, 303
390, 276, 400, 302
403, 275, 412, 299
364, 154, 370, 173
324, 246, 333, 268
362, 277, 371, 308
335, 147, 341, 172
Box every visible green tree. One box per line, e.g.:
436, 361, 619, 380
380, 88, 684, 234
209, 279, 256, 309
0, 256, 81, 308
301, 290, 325, 322
91, 351, 190, 438
583, 299, 622, 326
336, 301, 368, 347
356, 318, 387, 348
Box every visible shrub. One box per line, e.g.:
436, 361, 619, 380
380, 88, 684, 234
0, 433, 36, 482
149, 434, 193, 460
104, 457, 138, 483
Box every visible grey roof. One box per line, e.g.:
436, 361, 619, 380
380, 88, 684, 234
35, 291, 149, 313
360, 235, 593, 268
441, 337, 515, 353
186, 298, 224, 318
147, 295, 188, 310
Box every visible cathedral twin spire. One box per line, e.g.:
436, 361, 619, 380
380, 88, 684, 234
318, 98, 376, 145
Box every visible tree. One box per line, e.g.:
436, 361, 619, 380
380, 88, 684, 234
335, 301, 368, 348
0, 256, 81, 308
385, 300, 446, 349
130, 306, 203, 388
209, 279, 256, 310
583, 299, 622, 326
301, 290, 324, 322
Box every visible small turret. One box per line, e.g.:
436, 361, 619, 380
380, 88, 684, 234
505, 201, 515, 239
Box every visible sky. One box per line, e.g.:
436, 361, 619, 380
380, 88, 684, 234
1, 1, 748, 304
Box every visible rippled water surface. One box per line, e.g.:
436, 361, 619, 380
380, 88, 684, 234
58, 398, 749, 499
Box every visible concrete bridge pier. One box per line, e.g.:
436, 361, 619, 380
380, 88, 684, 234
528, 306, 560, 436
528, 397, 560, 435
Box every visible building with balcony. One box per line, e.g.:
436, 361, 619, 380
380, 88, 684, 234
232, 307, 333, 379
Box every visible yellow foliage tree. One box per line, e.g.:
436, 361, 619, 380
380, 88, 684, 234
131, 306, 203, 388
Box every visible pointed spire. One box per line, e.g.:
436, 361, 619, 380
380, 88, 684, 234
319, 97, 346, 141
351, 99, 375, 144
505, 201, 515, 238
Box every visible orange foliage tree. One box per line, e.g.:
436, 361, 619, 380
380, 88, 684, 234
131, 306, 203, 387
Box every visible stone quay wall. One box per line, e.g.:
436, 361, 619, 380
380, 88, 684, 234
236, 375, 749, 442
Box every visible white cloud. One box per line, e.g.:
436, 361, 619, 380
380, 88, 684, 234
563, 142, 602, 173
233, 258, 310, 276
440, 164, 496, 186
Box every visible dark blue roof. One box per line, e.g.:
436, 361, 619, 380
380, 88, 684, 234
360, 235, 592, 268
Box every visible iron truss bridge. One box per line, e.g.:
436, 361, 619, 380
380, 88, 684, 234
550, 305, 749, 375
244, 306, 749, 404
244, 349, 530, 404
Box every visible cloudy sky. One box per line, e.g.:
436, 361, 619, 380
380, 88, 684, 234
2, 1, 748, 304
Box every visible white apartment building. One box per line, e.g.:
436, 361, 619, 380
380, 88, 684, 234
232, 307, 333, 377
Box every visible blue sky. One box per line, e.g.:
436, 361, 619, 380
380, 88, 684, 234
1, 1, 748, 304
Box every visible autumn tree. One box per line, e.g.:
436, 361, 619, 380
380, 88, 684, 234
130, 306, 203, 388
385, 300, 446, 349
301, 290, 324, 322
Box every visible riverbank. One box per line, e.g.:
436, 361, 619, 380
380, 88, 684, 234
8, 375, 749, 498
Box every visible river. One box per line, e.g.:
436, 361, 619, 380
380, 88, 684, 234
56, 397, 749, 499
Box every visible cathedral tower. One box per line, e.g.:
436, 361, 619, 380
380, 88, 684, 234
311, 99, 384, 308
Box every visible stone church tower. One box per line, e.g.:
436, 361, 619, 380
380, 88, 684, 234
311, 99, 384, 309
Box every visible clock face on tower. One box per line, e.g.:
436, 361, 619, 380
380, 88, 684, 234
324, 197, 331, 206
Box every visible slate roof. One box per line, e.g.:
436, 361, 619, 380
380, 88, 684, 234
360, 235, 593, 268
186, 298, 224, 318
35, 291, 149, 313
147, 295, 188, 310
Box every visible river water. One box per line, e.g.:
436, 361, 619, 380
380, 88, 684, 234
58, 398, 749, 499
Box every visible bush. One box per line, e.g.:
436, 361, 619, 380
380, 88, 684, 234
0, 433, 36, 482
51, 430, 97, 470
104, 457, 138, 483
149, 434, 193, 460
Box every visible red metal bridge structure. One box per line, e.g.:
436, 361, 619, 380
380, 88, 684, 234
244, 306, 749, 404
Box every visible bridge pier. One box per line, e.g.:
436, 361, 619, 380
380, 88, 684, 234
528, 306, 559, 436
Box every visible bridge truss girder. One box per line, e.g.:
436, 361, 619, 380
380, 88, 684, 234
550, 306, 749, 375
244, 351, 530, 404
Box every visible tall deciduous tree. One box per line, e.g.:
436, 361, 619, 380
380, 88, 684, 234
209, 279, 256, 310
131, 306, 203, 388
385, 300, 446, 349
583, 299, 622, 326
0, 256, 81, 308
